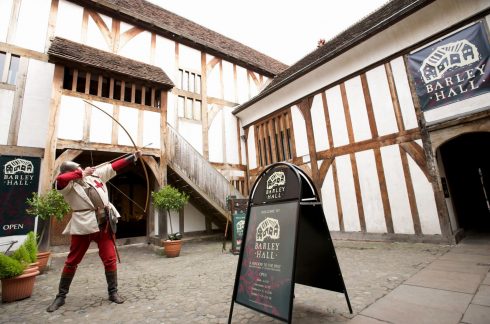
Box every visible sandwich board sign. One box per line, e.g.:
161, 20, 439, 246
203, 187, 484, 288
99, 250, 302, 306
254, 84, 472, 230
228, 162, 352, 323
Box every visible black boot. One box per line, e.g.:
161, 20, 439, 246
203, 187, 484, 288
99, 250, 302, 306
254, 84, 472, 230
46, 273, 74, 312
105, 270, 125, 304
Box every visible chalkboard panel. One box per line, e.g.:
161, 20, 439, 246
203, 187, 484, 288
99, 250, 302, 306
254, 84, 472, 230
235, 202, 298, 322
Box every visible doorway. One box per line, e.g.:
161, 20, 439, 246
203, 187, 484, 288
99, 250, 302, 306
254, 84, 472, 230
439, 132, 490, 233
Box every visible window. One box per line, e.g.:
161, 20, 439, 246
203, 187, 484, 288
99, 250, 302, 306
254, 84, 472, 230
62, 67, 161, 108
178, 68, 201, 94
0, 52, 20, 85
255, 111, 293, 167
177, 96, 201, 121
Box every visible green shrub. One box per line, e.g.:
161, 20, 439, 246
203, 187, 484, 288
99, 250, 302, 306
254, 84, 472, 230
151, 185, 189, 240
26, 189, 70, 221
24, 231, 38, 263
0, 254, 26, 279
10, 245, 31, 265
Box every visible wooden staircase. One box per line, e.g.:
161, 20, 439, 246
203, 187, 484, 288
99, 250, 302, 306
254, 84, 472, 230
166, 126, 245, 230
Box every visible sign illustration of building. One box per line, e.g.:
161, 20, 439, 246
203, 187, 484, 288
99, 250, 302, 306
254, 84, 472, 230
4, 159, 34, 175
266, 172, 286, 190
256, 217, 280, 242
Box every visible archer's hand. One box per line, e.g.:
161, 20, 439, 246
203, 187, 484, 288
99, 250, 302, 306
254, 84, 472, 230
82, 167, 95, 177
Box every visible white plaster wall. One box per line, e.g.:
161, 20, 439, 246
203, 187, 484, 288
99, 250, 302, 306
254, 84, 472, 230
345, 76, 372, 141
89, 101, 113, 144
381, 145, 414, 234
311, 94, 329, 151
179, 44, 201, 73
224, 107, 239, 164
55, 0, 83, 42
0, 0, 13, 43
184, 202, 206, 232
223, 60, 235, 102
143, 110, 161, 149
236, 65, 249, 103
237, 1, 490, 127
424, 92, 490, 124
408, 156, 441, 234
179, 119, 202, 154
390, 57, 419, 130
17, 59, 54, 147
86, 12, 111, 51
325, 86, 349, 147
167, 92, 177, 128
117, 105, 139, 146
336, 154, 361, 232
207, 56, 221, 98
291, 105, 308, 157
119, 30, 152, 64
366, 65, 399, 136
0, 90, 15, 144
58, 96, 84, 140
13, 0, 50, 52
249, 72, 260, 98
208, 107, 223, 163
155, 35, 176, 83
322, 168, 340, 231
356, 150, 386, 233
247, 126, 257, 169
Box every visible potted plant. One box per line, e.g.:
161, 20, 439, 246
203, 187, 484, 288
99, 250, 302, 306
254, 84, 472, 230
0, 248, 39, 302
25, 189, 71, 272
151, 185, 189, 257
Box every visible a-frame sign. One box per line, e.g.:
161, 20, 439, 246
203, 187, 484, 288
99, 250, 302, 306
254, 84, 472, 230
228, 162, 352, 323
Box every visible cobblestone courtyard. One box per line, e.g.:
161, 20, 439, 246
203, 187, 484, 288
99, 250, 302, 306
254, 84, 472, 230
0, 239, 451, 323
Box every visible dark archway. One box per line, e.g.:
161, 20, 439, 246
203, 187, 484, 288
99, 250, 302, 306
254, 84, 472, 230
439, 132, 490, 233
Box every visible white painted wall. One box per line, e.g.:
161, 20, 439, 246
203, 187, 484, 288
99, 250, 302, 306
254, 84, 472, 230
224, 107, 239, 164
154, 35, 176, 83
119, 30, 152, 64
291, 105, 308, 157
17, 59, 54, 147
390, 57, 419, 130
366, 65, 399, 136
356, 150, 386, 233
179, 44, 201, 73
0, 90, 15, 144
55, 0, 83, 41
322, 168, 340, 231
408, 156, 441, 234
179, 119, 203, 154
117, 105, 139, 146
57, 96, 84, 140
0, 0, 13, 43
89, 102, 113, 144
247, 126, 257, 169
223, 60, 235, 102
143, 110, 161, 149
207, 55, 221, 99
86, 12, 111, 51
311, 94, 329, 152
208, 108, 223, 162
236, 65, 249, 103
381, 145, 414, 234
345, 76, 372, 141
325, 86, 349, 147
13, 0, 50, 52
184, 202, 206, 232
336, 154, 361, 232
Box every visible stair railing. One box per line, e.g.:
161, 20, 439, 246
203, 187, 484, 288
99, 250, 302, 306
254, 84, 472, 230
166, 124, 244, 213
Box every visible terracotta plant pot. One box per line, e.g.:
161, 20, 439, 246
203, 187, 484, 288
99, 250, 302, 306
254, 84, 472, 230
162, 240, 182, 258
1, 268, 39, 303
36, 251, 51, 272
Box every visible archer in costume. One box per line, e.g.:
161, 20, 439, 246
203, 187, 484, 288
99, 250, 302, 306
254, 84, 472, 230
46, 151, 141, 312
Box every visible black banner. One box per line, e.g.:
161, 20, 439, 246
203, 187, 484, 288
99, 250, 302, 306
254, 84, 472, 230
232, 211, 246, 254
235, 202, 298, 321
408, 22, 490, 111
0, 156, 41, 236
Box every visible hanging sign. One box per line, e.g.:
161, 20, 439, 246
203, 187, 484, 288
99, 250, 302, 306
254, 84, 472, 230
407, 22, 490, 111
0, 156, 41, 236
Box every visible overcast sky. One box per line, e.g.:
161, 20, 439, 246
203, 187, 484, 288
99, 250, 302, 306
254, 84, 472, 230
147, 0, 389, 65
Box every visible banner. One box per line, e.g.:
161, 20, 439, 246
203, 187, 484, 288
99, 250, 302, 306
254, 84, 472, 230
407, 22, 490, 111
0, 156, 41, 236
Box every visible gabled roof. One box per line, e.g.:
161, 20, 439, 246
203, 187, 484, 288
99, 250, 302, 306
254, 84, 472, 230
234, 0, 435, 114
68, 0, 288, 77
48, 37, 174, 88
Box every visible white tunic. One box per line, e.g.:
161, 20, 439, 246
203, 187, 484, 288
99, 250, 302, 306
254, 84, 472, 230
58, 163, 121, 235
